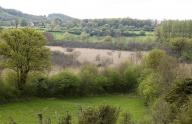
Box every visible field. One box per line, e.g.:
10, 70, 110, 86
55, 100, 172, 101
50, 31, 155, 43
0, 95, 149, 124
48, 46, 146, 65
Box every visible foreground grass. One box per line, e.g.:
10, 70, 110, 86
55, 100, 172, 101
0, 95, 149, 124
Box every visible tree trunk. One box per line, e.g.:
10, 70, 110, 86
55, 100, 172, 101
17, 71, 28, 91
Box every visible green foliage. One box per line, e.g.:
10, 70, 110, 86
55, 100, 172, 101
58, 112, 72, 124
0, 95, 148, 123
102, 67, 122, 93
156, 20, 192, 42
156, 20, 192, 62
144, 49, 166, 70
139, 49, 178, 104
172, 98, 192, 124
120, 62, 141, 92
0, 28, 50, 91
25, 72, 49, 97
138, 73, 159, 104
78, 64, 99, 95
80, 32, 89, 42
20, 19, 28, 27
151, 78, 192, 124
120, 112, 134, 124
49, 70, 80, 96
78, 107, 100, 124
170, 37, 192, 61
165, 78, 192, 107
0, 69, 19, 103
79, 105, 120, 124
152, 98, 176, 124
63, 32, 77, 41
103, 36, 113, 43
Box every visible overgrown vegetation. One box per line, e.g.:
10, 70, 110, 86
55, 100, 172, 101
0, 18, 192, 124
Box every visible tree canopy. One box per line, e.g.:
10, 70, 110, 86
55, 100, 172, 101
0, 28, 50, 90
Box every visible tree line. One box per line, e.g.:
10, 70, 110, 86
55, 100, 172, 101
156, 20, 192, 62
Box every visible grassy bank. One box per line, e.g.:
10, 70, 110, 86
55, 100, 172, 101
0, 95, 149, 124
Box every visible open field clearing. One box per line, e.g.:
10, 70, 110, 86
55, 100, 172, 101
48, 46, 146, 66
0, 95, 149, 124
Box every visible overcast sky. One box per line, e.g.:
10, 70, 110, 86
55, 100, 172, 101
1, 0, 192, 19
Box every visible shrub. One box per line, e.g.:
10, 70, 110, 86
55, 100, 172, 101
120, 112, 134, 124
27, 73, 50, 97
103, 36, 113, 43
144, 49, 166, 70
78, 105, 120, 124
94, 75, 108, 94
138, 73, 160, 105
120, 62, 141, 92
0, 69, 19, 103
78, 107, 100, 124
79, 64, 98, 95
165, 78, 192, 107
102, 67, 122, 93
49, 70, 80, 96
58, 112, 72, 124
169, 38, 192, 62
98, 105, 120, 124
152, 98, 176, 124
172, 98, 192, 124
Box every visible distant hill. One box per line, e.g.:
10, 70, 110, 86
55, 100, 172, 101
47, 13, 75, 23
0, 6, 76, 26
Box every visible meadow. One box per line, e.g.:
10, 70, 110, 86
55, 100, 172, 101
50, 31, 155, 43
0, 95, 149, 124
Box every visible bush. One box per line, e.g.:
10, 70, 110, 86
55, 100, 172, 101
165, 78, 192, 107
172, 98, 192, 124
78, 64, 99, 95
79, 105, 120, 124
27, 73, 50, 97
102, 67, 122, 93
58, 112, 72, 124
120, 112, 134, 124
119, 62, 141, 92
138, 73, 160, 105
0, 69, 19, 103
152, 98, 176, 124
144, 49, 166, 70
49, 70, 80, 96
78, 107, 100, 124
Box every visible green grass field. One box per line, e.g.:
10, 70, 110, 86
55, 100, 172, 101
0, 95, 149, 124
50, 31, 155, 43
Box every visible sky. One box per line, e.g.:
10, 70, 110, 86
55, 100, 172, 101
0, 0, 192, 20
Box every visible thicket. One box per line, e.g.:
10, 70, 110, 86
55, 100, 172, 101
0, 61, 141, 102
156, 20, 192, 62
136, 48, 192, 123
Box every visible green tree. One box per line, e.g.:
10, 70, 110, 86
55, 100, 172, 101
144, 49, 166, 70
0, 28, 50, 91
20, 19, 28, 27
170, 38, 192, 61
80, 32, 89, 42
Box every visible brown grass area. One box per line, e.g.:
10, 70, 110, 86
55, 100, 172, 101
47, 46, 147, 66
